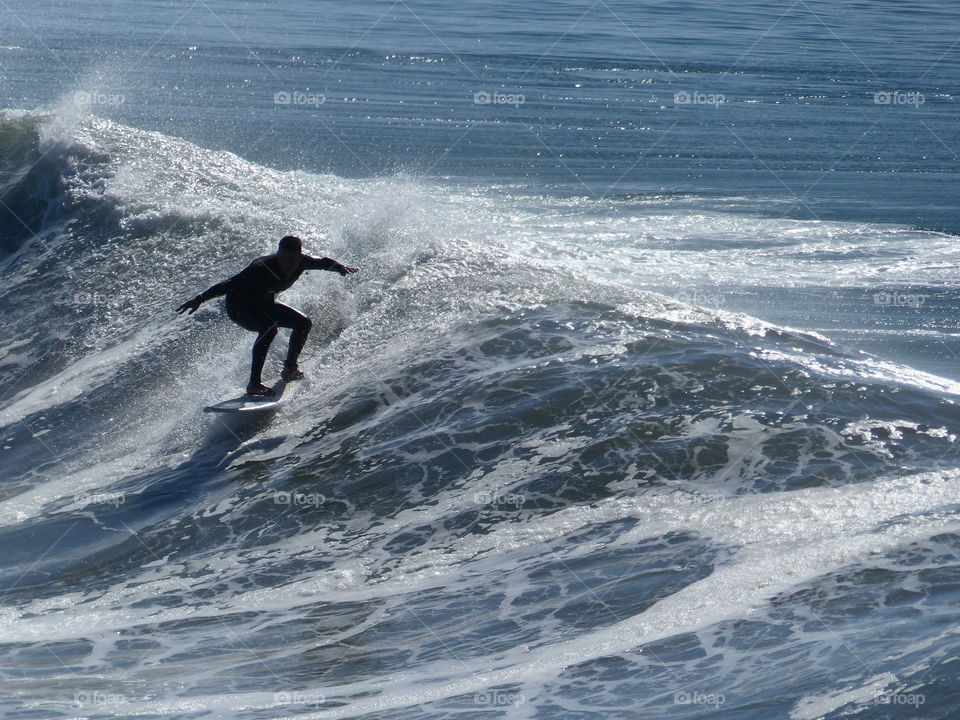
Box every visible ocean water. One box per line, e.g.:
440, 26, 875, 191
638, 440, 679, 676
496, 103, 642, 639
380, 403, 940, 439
2, 1, 960, 718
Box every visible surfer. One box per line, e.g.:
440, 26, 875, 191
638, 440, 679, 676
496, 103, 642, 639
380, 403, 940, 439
177, 235, 358, 396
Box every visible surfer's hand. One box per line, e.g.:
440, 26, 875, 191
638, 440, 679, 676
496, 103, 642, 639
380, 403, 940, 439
339, 266, 358, 276
177, 297, 202, 315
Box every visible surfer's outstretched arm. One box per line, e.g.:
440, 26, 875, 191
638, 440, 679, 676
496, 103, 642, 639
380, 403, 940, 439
303, 255, 359, 276
176, 296, 203, 314
176, 267, 254, 314
176, 283, 224, 314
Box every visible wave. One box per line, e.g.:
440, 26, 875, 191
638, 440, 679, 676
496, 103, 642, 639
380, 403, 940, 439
3, 107, 960, 719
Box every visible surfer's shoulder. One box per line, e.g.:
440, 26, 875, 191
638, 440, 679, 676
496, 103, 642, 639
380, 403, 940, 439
246, 254, 276, 270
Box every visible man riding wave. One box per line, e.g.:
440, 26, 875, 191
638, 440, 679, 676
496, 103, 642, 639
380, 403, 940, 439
177, 235, 357, 396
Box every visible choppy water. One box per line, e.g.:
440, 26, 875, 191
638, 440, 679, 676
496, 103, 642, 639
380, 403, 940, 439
2, 2, 960, 719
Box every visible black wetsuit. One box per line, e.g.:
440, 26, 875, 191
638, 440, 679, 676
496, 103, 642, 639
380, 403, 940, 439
198, 253, 346, 386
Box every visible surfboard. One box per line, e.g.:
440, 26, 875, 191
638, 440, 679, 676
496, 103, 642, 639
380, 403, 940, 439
203, 379, 292, 413
203, 395, 284, 413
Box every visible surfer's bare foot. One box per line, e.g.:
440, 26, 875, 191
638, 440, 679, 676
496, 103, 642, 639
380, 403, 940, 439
246, 382, 275, 396
281, 365, 305, 382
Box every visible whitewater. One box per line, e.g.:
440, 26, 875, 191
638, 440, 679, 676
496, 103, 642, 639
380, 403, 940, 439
4, 0, 960, 717
1, 100, 959, 718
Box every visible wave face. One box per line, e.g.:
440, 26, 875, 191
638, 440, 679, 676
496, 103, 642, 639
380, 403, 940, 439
3, 108, 960, 720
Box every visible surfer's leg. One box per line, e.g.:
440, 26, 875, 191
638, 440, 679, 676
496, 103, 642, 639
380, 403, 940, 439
250, 325, 279, 386
271, 303, 312, 370
227, 305, 280, 390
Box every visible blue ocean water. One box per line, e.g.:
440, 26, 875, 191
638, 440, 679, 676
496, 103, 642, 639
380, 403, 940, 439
2, 1, 960, 718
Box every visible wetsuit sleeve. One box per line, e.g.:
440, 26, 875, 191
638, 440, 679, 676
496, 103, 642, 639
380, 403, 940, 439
302, 255, 345, 273
196, 262, 264, 302
196, 278, 234, 302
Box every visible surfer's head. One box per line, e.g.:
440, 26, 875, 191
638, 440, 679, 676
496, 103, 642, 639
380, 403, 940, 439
277, 235, 303, 274
279, 235, 302, 254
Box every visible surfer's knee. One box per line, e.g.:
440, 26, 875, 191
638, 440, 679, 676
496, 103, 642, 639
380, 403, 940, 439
300, 316, 312, 334
256, 325, 278, 344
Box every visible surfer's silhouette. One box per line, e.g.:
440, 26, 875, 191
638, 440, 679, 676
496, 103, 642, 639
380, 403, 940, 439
177, 235, 357, 396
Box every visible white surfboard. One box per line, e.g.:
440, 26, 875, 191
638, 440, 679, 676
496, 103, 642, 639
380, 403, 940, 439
203, 379, 293, 414
203, 395, 284, 413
